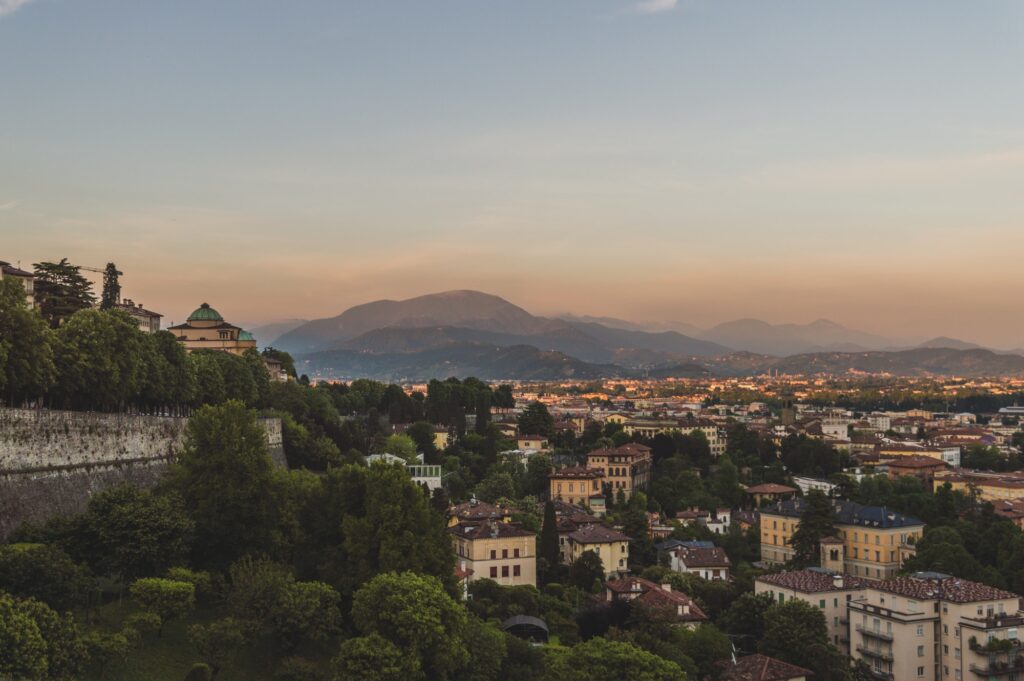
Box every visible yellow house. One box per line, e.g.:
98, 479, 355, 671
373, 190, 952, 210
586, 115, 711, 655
433, 428, 451, 451
933, 469, 1024, 502
169, 303, 257, 355
449, 521, 537, 587
760, 499, 924, 580
564, 523, 630, 577
550, 466, 605, 508
585, 443, 653, 501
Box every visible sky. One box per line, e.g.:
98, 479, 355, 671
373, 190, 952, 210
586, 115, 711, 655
2, 0, 1024, 346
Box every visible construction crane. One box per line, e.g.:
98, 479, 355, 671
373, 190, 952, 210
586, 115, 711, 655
79, 264, 122, 277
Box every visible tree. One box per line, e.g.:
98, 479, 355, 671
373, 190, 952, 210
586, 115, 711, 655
333, 634, 417, 681
52, 308, 145, 411
171, 401, 278, 567
32, 258, 95, 328
1, 593, 86, 680
99, 263, 121, 310
569, 551, 605, 593
0, 277, 56, 405
458, 619, 508, 681
385, 433, 419, 462
129, 578, 195, 637
0, 592, 48, 680
543, 637, 686, 681
524, 454, 554, 497
0, 544, 91, 613
476, 471, 516, 503
539, 501, 560, 582
188, 618, 248, 678
761, 600, 849, 681
406, 422, 440, 462
351, 572, 470, 680
517, 401, 554, 438
81, 485, 194, 584
677, 622, 733, 679
717, 591, 775, 653
226, 556, 294, 623
269, 581, 342, 650
789, 490, 837, 568
83, 630, 131, 680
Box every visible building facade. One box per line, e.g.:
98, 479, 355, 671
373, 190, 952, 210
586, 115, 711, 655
169, 303, 258, 355
449, 520, 537, 587
760, 499, 924, 579
0, 261, 34, 307
585, 443, 653, 500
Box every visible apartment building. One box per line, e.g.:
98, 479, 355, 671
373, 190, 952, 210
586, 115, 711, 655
933, 470, 1024, 503
549, 465, 605, 509
760, 499, 924, 579
449, 520, 537, 587
585, 443, 653, 500
563, 523, 630, 578
848, 573, 1021, 681
621, 418, 727, 456
756, 569, 871, 648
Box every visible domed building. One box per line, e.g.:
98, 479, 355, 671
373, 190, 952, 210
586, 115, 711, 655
169, 303, 258, 355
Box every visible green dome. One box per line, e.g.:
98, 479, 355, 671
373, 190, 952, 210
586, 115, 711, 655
238, 330, 255, 341
187, 302, 224, 322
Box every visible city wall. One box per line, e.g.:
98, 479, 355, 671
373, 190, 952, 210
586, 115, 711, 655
0, 408, 285, 539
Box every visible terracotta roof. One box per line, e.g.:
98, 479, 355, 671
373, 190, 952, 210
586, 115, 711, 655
719, 654, 813, 681
606, 577, 707, 623
757, 569, 872, 593
872, 575, 1019, 603
887, 456, 947, 469
448, 500, 512, 523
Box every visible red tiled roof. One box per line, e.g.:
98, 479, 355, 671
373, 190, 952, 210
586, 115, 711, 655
549, 465, 604, 480
568, 523, 630, 544
873, 575, 1019, 603
675, 545, 731, 568
757, 569, 872, 594
606, 577, 708, 623
448, 500, 512, 523
719, 654, 813, 681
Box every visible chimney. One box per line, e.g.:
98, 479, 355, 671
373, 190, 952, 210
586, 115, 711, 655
833, 574, 844, 589
490, 523, 499, 539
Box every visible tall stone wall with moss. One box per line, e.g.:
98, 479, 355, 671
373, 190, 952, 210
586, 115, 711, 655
0, 408, 285, 539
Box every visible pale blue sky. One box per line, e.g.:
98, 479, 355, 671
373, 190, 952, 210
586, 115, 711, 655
2, 1, 1023, 345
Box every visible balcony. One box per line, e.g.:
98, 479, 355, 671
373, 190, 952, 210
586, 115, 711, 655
856, 646, 894, 663
856, 625, 894, 642
969, 659, 1024, 677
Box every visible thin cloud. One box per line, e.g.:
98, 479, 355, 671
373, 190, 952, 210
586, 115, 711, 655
0, 200, 21, 210
633, 0, 678, 14
0, 0, 36, 18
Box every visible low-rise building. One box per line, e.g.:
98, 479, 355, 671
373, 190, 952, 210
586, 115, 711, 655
746, 483, 799, 507
0, 261, 34, 307
447, 499, 513, 527
885, 456, 948, 487
760, 498, 925, 579
517, 434, 550, 450
449, 520, 537, 587
933, 469, 1024, 503
564, 523, 630, 577
549, 465, 605, 510
756, 568, 872, 648
585, 443, 653, 500
667, 543, 731, 581
114, 299, 162, 333
601, 577, 707, 629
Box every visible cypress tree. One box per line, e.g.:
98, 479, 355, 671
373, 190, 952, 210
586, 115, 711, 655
540, 500, 560, 581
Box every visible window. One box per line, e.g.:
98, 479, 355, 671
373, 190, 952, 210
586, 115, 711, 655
943, 625, 948, 635
490, 567, 497, 578
875, 551, 880, 562
820, 600, 826, 609
954, 648, 960, 660
513, 565, 521, 577
943, 645, 948, 654
514, 548, 520, 558
501, 566, 509, 577
875, 535, 880, 545
917, 646, 924, 657
502, 549, 508, 559
490, 550, 496, 560
917, 667, 925, 677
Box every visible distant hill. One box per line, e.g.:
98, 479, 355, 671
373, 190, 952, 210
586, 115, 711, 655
248, 319, 308, 347
707, 348, 1024, 378
915, 336, 983, 351
276, 290, 572, 354
697, 318, 894, 356
297, 343, 621, 381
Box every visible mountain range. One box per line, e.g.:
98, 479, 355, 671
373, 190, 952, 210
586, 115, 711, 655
267, 290, 1024, 380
